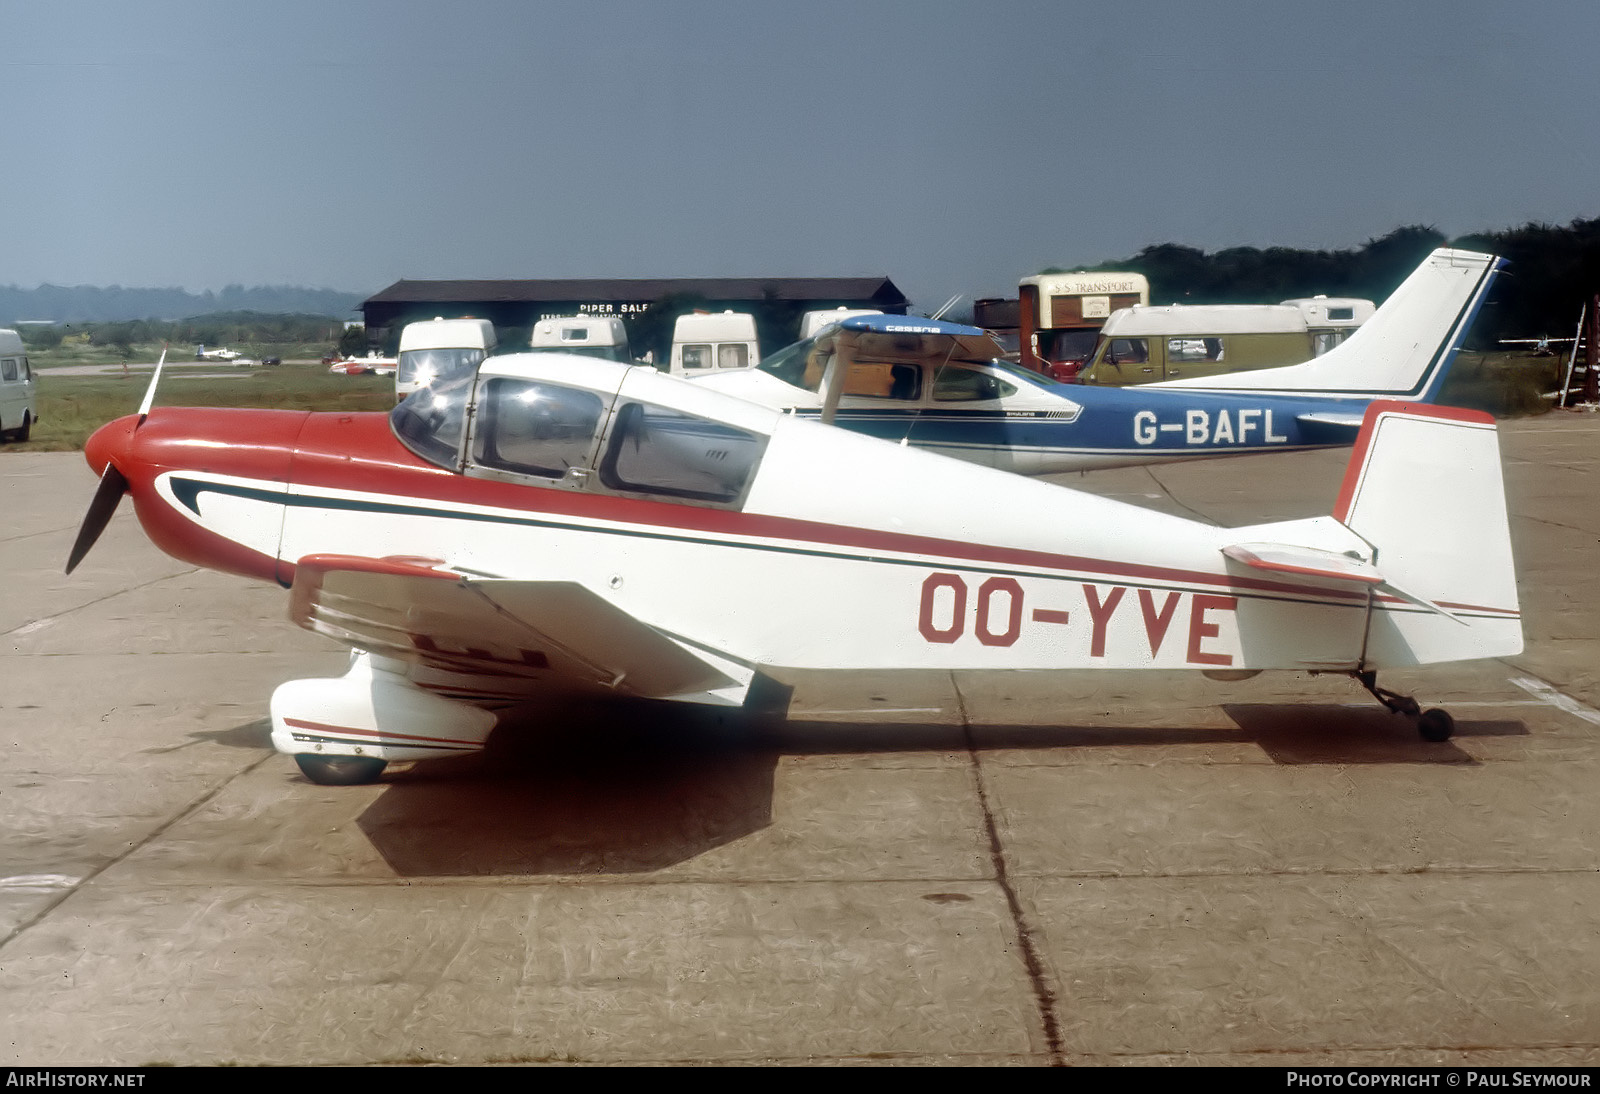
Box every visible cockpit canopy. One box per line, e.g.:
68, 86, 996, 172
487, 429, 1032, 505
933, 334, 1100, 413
392, 354, 779, 507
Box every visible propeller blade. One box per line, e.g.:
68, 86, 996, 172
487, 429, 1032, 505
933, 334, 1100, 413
65, 463, 130, 574
137, 344, 168, 422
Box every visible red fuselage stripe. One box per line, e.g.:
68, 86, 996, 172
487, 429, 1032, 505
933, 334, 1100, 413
283, 717, 482, 747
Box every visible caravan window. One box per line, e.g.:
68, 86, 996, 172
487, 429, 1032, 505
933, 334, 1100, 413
1, 359, 15, 382
717, 344, 750, 369
473, 378, 605, 479
680, 344, 712, 370
599, 401, 766, 504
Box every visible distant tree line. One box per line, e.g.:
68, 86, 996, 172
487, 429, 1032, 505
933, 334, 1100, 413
0, 284, 363, 326
1049, 219, 1600, 346
18, 311, 349, 354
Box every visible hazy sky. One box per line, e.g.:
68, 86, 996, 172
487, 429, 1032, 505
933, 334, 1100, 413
5, 0, 1597, 311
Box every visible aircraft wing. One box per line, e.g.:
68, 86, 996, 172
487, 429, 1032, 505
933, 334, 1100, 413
287, 554, 737, 700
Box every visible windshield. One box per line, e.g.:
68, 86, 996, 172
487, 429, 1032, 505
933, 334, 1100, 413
755, 334, 823, 388
986, 356, 1065, 391
398, 347, 487, 388
391, 370, 475, 468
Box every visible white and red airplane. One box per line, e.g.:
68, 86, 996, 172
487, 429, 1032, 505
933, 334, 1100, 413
66, 334, 1522, 784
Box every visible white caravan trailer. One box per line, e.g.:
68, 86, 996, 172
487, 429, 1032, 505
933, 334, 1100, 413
1281, 296, 1377, 355
395, 318, 498, 400
669, 311, 760, 376
529, 316, 632, 362
0, 328, 36, 442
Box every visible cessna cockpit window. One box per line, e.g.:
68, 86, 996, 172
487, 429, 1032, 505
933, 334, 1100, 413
844, 362, 920, 400
473, 378, 605, 479
931, 367, 1017, 402
599, 402, 766, 504
391, 370, 475, 467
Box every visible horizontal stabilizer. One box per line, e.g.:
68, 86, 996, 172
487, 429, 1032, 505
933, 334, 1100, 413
289, 554, 736, 698
1222, 542, 1382, 585
1222, 539, 1465, 624
1295, 411, 1364, 430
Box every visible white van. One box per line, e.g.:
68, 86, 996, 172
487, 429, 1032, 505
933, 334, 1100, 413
395, 318, 497, 400
530, 316, 631, 361
669, 311, 759, 376
1078, 304, 1313, 385
797, 307, 882, 340
0, 329, 36, 442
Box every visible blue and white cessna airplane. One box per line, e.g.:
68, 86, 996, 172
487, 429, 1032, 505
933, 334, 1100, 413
695, 248, 1503, 475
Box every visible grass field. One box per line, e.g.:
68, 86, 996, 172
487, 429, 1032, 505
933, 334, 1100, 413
5, 363, 396, 451
26, 341, 336, 369
0, 348, 1571, 454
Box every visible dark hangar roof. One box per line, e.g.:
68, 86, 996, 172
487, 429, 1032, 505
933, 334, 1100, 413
365, 276, 910, 308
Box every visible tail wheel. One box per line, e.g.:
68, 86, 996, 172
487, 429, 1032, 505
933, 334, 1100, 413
294, 753, 387, 785
1418, 708, 1455, 742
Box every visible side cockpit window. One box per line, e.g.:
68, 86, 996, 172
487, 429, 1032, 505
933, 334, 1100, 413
391, 371, 475, 468
473, 378, 605, 479
599, 401, 765, 504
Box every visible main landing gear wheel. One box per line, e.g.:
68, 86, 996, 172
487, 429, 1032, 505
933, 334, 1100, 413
1417, 708, 1455, 743
294, 753, 387, 785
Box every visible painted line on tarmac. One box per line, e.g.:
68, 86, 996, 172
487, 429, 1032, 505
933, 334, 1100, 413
0, 874, 79, 894
800, 707, 946, 715
1508, 675, 1600, 725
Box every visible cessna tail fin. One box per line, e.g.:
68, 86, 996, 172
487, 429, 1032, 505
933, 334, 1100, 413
1334, 401, 1522, 667
1154, 248, 1504, 401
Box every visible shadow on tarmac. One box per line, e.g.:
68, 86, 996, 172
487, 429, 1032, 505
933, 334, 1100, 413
328, 695, 1526, 879
1222, 703, 1526, 765
355, 694, 779, 877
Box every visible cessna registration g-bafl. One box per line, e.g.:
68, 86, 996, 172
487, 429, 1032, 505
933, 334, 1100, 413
65, 338, 1520, 784
695, 249, 1503, 475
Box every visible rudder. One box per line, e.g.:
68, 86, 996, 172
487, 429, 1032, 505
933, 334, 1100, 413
1335, 401, 1522, 666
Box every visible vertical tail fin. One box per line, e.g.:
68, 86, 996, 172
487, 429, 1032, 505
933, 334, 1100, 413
1154, 248, 1504, 399
1335, 401, 1522, 667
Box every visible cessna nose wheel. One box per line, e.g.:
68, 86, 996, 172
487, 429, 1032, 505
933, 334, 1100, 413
294, 754, 388, 786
